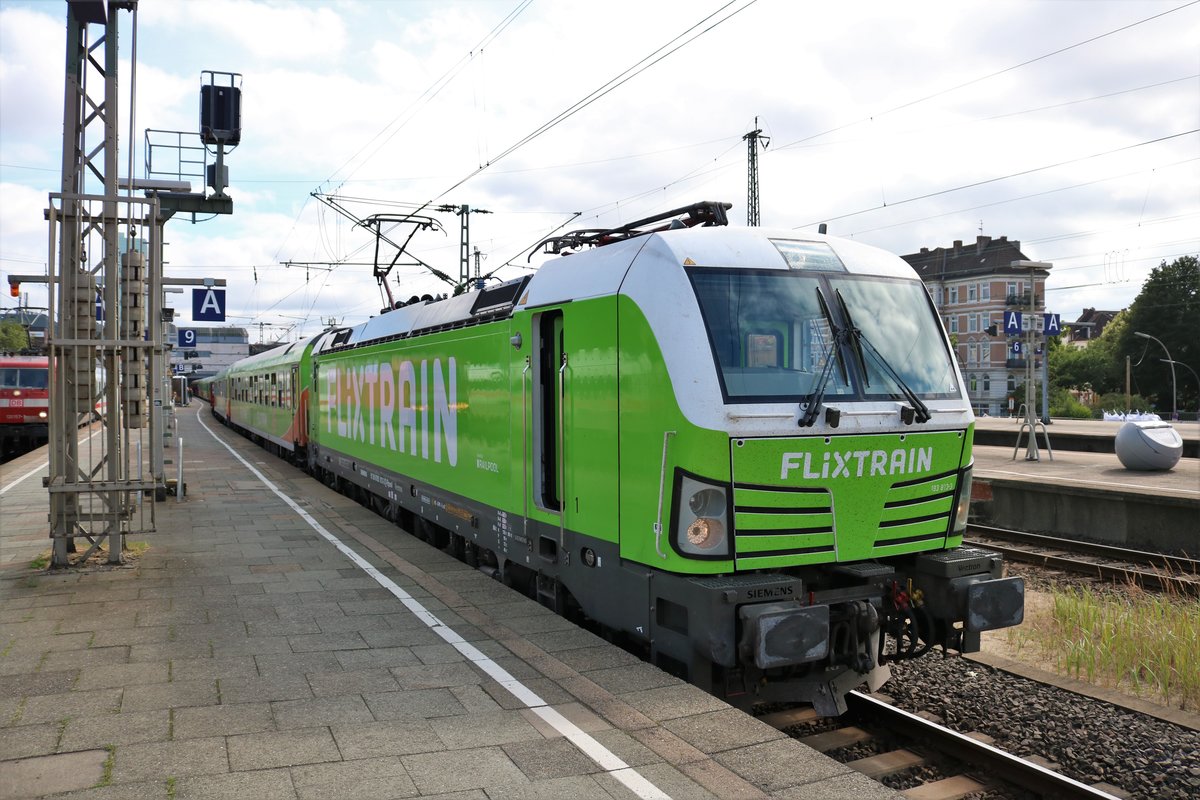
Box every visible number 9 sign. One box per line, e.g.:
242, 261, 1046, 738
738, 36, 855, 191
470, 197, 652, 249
178, 328, 197, 348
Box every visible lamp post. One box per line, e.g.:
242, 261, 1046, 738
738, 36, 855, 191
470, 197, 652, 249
1134, 331, 1176, 421
1162, 359, 1198, 422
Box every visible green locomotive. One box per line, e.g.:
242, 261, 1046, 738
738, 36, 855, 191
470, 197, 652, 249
207, 203, 1023, 714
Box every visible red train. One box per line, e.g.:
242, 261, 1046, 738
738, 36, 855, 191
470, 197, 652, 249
0, 354, 50, 459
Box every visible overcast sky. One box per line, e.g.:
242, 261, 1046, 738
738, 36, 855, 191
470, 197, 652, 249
2, 0, 1197, 342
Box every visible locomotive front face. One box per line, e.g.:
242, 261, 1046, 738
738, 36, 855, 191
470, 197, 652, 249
613, 229, 1022, 713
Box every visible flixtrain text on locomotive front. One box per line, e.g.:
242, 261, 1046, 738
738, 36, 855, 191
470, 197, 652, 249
206, 202, 1024, 714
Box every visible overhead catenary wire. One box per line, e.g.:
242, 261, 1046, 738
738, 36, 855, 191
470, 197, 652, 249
772, 0, 1200, 152
423, 0, 761, 209
248, 1, 1195, 334
796, 130, 1200, 229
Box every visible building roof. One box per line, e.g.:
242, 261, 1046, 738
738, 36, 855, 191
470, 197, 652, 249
901, 235, 1039, 281
1069, 307, 1119, 340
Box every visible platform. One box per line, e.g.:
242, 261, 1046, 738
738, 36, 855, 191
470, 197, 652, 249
0, 406, 900, 800
971, 440, 1199, 552
974, 415, 1200, 458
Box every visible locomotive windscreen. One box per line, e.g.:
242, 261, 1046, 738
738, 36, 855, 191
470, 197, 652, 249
0, 367, 48, 389
688, 269, 956, 404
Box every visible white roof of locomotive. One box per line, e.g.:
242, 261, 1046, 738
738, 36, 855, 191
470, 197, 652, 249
332, 226, 921, 350
523, 226, 918, 309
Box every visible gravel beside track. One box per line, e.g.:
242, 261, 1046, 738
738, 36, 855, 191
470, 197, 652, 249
885, 654, 1200, 800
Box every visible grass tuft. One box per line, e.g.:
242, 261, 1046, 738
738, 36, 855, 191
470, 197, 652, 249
94, 744, 116, 787
1009, 584, 1200, 711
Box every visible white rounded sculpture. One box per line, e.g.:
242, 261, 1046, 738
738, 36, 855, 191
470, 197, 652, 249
1115, 421, 1183, 471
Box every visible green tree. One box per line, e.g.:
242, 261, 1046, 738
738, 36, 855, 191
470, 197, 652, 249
1049, 310, 1128, 399
1118, 256, 1199, 415
0, 319, 30, 351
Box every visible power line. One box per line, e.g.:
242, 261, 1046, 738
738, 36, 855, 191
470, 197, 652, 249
796, 130, 1199, 229
774, 0, 1200, 152
323, 0, 534, 192
426, 0, 760, 207
844, 157, 1200, 238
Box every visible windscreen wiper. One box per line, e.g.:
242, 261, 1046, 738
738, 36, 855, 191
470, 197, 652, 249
835, 289, 931, 424
799, 288, 847, 428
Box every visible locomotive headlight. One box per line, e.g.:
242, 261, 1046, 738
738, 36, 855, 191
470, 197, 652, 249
675, 475, 731, 557
952, 464, 973, 534
688, 488, 724, 517
38, 411, 48, 419
686, 517, 724, 548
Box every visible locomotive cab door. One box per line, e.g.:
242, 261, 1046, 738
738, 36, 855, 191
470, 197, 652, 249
528, 309, 568, 563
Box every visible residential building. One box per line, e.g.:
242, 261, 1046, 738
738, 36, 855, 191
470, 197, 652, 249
1068, 307, 1118, 348
901, 235, 1048, 416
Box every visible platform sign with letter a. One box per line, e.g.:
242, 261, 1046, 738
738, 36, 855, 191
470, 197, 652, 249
192, 288, 226, 322
1003, 310, 1022, 337
1042, 313, 1061, 336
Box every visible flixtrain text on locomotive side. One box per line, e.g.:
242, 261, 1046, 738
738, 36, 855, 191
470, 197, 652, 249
202, 202, 1024, 714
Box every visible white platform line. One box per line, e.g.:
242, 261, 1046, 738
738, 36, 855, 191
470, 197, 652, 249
197, 414, 671, 800
0, 430, 102, 496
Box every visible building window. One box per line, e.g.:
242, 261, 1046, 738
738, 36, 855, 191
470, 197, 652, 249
1006, 280, 1017, 300
968, 314, 978, 333
948, 286, 958, 305
980, 283, 990, 301
968, 285, 977, 302
949, 316, 959, 334
983, 374, 991, 391
968, 343, 978, 365
981, 343, 991, 366
1007, 374, 1016, 392
969, 373, 978, 392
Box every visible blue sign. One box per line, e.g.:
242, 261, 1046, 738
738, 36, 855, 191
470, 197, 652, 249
192, 288, 226, 322
95, 290, 105, 322
1003, 310, 1022, 337
1012, 340, 1022, 355
1042, 313, 1061, 336
178, 328, 197, 348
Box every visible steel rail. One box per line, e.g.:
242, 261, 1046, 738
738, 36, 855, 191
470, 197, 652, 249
968, 524, 1199, 573
966, 526, 1199, 596
846, 691, 1122, 800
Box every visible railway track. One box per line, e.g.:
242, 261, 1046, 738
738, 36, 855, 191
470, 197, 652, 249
760, 693, 1124, 799
966, 523, 1200, 596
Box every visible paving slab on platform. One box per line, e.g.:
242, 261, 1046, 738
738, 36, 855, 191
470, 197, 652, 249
0, 406, 901, 800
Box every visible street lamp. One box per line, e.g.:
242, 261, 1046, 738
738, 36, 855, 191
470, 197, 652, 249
1161, 360, 1198, 421
1133, 331, 1176, 421
1011, 260, 1052, 461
